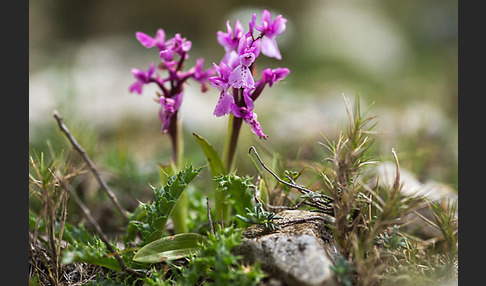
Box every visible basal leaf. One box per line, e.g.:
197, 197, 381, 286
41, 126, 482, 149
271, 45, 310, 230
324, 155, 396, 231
133, 233, 206, 263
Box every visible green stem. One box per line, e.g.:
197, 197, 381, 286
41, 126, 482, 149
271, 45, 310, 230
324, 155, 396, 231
222, 88, 244, 171
217, 104, 244, 225
172, 191, 187, 233
168, 114, 188, 233
222, 115, 243, 172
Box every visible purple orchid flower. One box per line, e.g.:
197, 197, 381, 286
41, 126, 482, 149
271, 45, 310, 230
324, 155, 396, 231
260, 67, 290, 87
217, 20, 245, 53
227, 37, 261, 90
191, 58, 215, 92
250, 9, 287, 60
129, 62, 156, 94
160, 33, 192, 61
130, 29, 215, 136
250, 67, 290, 102
228, 63, 255, 90
136, 29, 166, 50
208, 61, 234, 116
217, 20, 245, 68
236, 35, 261, 59
209, 11, 290, 140
230, 94, 268, 139
159, 92, 183, 133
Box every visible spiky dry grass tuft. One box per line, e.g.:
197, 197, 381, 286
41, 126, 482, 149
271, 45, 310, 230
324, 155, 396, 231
318, 95, 437, 285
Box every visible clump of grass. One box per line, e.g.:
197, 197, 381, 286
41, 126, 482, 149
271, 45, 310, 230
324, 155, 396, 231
318, 96, 379, 258
29, 145, 88, 285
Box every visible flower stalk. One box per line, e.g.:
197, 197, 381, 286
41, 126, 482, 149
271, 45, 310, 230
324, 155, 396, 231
168, 114, 188, 233
129, 29, 214, 233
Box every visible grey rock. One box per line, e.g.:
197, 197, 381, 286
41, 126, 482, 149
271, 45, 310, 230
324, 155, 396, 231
235, 210, 339, 286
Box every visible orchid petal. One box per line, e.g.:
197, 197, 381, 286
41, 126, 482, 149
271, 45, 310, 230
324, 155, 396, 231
129, 81, 143, 94
261, 37, 281, 60
243, 93, 254, 110
244, 113, 268, 139
136, 32, 155, 48
228, 65, 255, 89
213, 91, 234, 117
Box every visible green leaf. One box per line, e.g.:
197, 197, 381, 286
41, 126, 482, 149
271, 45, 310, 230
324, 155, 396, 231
61, 223, 122, 271
135, 164, 204, 244
193, 133, 231, 225
214, 173, 255, 227
133, 233, 206, 263
180, 227, 265, 285
193, 133, 226, 177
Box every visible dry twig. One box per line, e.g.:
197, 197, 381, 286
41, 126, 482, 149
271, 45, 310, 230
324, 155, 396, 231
52, 110, 128, 220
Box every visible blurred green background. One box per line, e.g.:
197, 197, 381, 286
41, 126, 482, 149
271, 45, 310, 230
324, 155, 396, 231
29, 0, 458, 209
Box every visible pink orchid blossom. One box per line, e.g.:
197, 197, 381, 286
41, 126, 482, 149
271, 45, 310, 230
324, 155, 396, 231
129, 62, 156, 94
136, 29, 166, 50
250, 67, 290, 102
209, 61, 234, 116
260, 67, 290, 87
250, 9, 287, 60
191, 58, 216, 92
217, 20, 245, 67
227, 37, 261, 90
130, 30, 214, 134
217, 20, 245, 53
230, 95, 268, 139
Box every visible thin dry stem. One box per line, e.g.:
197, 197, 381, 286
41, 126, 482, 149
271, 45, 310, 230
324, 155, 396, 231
249, 146, 333, 201
249, 146, 334, 214
52, 110, 128, 220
